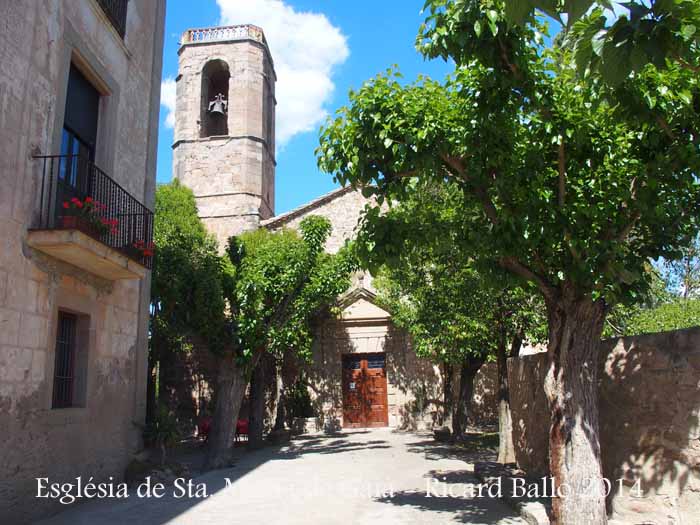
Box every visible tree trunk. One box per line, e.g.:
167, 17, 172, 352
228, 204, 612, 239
146, 310, 159, 426
272, 360, 286, 431
544, 295, 607, 525
205, 352, 259, 469
442, 362, 454, 429
146, 351, 158, 427
452, 356, 484, 438
248, 359, 266, 449
497, 333, 521, 465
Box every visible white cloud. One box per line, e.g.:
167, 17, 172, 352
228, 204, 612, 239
160, 77, 176, 129
216, 0, 349, 148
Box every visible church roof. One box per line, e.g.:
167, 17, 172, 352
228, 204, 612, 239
261, 185, 355, 229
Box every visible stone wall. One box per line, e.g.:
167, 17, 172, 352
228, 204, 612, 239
470, 362, 498, 428
508, 328, 700, 523
263, 187, 370, 254
0, 1, 164, 522
306, 299, 443, 431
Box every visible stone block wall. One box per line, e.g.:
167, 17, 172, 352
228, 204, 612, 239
470, 362, 499, 428
173, 35, 276, 249
264, 187, 371, 254
507, 328, 700, 523
306, 311, 443, 431
0, 1, 164, 522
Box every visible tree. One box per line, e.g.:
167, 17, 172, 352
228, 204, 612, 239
205, 216, 355, 467
367, 182, 545, 457
660, 235, 700, 298
150, 181, 227, 423
317, 2, 700, 521
504, 1, 700, 86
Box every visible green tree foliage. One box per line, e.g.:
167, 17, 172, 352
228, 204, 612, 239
603, 263, 672, 336
152, 181, 227, 347
624, 297, 700, 334
660, 234, 700, 298
316, 2, 699, 521
368, 183, 545, 365
229, 216, 356, 363
206, 216, 356, 467
150, 181, 228, 420
368, 182, 545, 450
503, 1, 700, 85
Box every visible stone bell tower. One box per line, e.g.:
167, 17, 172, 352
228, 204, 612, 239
173, 25, 276, 248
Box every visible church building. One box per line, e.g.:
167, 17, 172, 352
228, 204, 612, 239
173, 24, 442, 431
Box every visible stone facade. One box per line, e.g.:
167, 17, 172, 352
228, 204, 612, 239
0, 1, 164, 522
265, 191, 444, 430
508, 328, 700, 524
305, 290, 443, 431
262, 186, 365, 254
173, 26, 276, 249
174, 25, 445, 432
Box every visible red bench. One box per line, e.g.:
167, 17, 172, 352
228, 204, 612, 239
235, 419, 249, 442
197, 416, 249, 442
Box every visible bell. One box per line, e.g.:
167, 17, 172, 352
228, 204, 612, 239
208, 93, 228, 116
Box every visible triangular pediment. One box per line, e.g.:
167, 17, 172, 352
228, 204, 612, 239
338, 287, 391, 321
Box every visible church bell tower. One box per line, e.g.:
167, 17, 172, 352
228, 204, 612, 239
173, 25, 276, 248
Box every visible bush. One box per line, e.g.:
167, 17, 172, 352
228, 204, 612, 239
624, 299, 700, 336
286, 378, 314, 418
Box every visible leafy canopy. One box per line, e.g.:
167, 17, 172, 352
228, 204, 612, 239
501, 1, 700, 85
152, 180, 227, 352
317, 0, 700, 310
227, 215, 356, 365
372, 183, 547, 364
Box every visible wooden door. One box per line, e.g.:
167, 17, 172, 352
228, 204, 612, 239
342, 353, 388, 428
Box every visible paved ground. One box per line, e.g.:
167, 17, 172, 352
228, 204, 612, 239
39, 429, 523, 525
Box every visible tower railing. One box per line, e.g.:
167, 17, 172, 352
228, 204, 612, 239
181, 24, 267, 46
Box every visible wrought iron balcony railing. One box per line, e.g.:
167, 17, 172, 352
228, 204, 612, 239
34, 154, 154, 269
95, 0, 128, 38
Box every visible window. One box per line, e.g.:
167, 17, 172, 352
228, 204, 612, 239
62, 64, 100, 161
344, 356, 362, 370
95, 0, 129, 38
52, 311, 89, 409
57, 65, 100, 205
52, 312, 78, 408
367, 355, 385, 369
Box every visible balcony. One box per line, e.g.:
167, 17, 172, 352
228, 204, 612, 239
95, 0, 128, 38
28, 155, 153, 281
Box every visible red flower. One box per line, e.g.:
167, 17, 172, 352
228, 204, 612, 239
62, 202, 70, 209
75, 201, 83, 208
143, 249, 154, 257
85, 197, 93, 203
71, 197, 79, 204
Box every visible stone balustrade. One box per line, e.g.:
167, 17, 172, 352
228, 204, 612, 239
181, 24, 267, 46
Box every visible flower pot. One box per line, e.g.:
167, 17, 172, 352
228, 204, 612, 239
59, 216, 78, 229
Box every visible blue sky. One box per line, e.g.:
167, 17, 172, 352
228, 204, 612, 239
156, 0, 452, 214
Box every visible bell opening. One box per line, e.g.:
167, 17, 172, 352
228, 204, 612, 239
201, 59, 230, 138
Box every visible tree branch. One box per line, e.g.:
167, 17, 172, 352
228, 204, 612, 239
499, 256, 557, 303
440, 155, 502, 226
558, 141, 566, 209
656, 116, 676, 141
